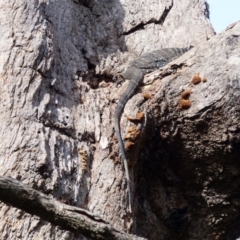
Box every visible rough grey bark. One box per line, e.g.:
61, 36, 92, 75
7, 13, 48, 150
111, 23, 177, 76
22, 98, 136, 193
129, 21, 240, 239
0, 176, 146, 240
0, 0, 225, 239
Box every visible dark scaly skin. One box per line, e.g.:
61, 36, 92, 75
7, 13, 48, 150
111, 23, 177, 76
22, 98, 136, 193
114, 66, 143, 213
114, 47, 190, 212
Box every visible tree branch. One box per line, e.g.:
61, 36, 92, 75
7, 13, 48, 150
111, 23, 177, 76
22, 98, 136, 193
0, 176, 146, 240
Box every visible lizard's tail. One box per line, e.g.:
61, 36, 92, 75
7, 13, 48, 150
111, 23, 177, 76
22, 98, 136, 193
123, 158, 132, 213
114, 67, 143, 213
114, 116, 132, 212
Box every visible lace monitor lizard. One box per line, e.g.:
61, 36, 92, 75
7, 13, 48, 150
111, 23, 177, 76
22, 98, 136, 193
114, 47, 191, 212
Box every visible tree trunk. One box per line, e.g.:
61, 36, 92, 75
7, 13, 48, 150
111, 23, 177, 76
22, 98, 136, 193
4, 0, 239, 239
129, 21, 240, 239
